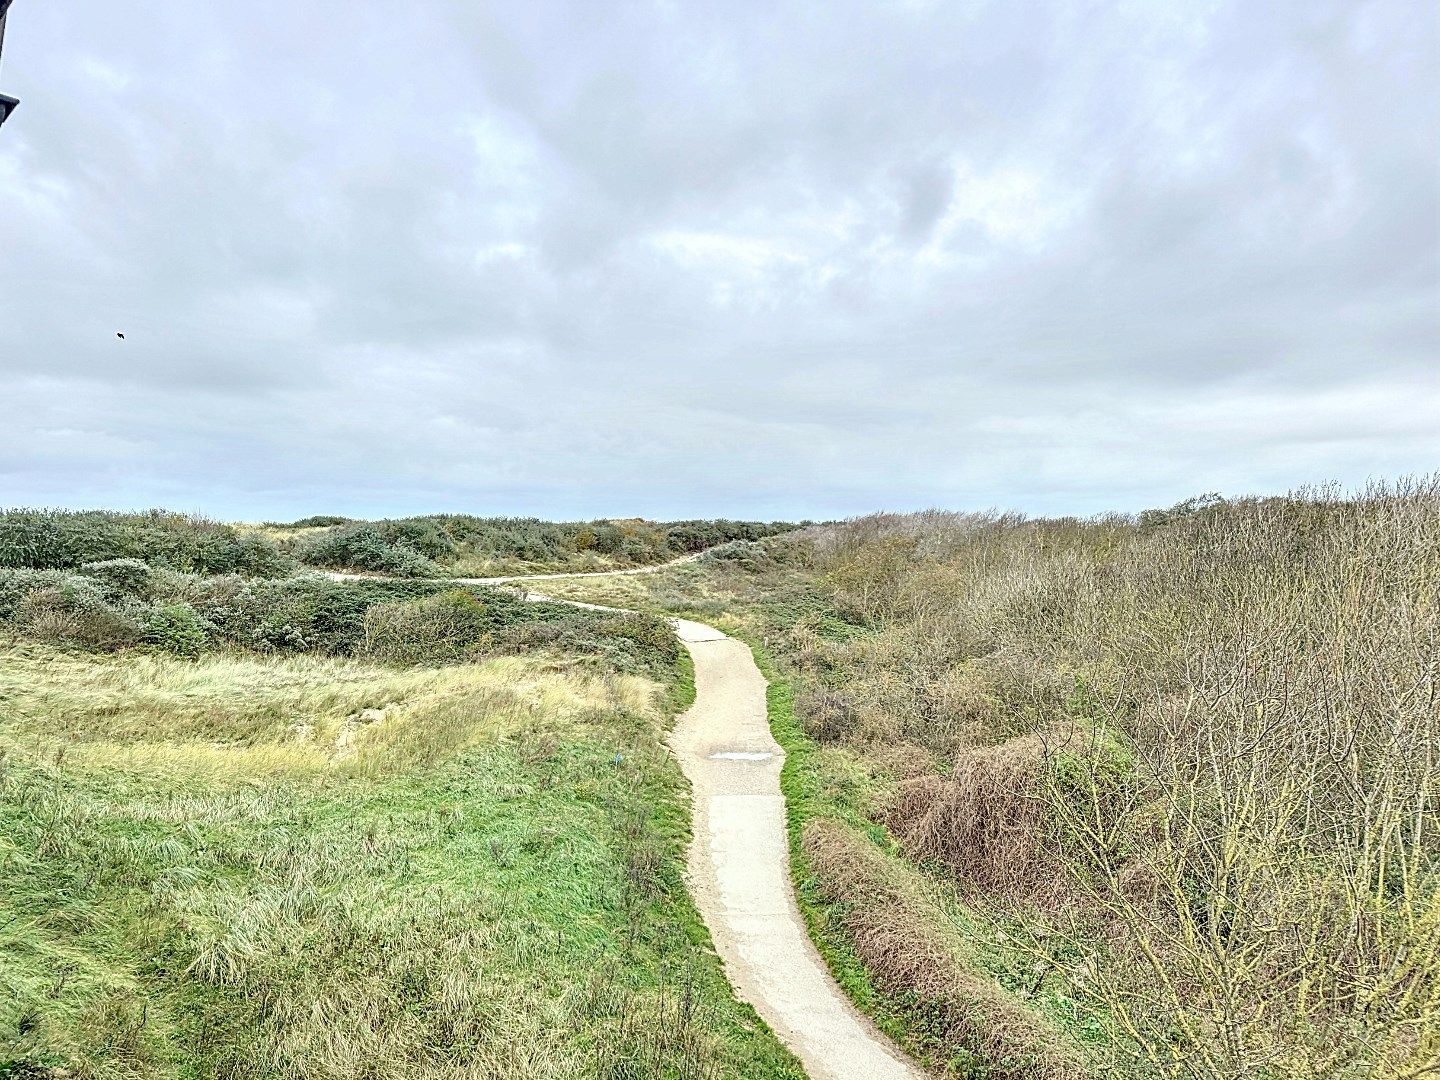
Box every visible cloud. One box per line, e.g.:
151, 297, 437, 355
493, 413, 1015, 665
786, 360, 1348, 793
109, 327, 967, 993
0, 0, 1435, 520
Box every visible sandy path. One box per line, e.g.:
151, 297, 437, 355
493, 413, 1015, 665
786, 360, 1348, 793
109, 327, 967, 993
327, 560, 924, 1079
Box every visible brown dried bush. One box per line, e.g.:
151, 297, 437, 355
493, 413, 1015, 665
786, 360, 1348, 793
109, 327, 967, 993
886, 733, 1067, 906
802, 819, 1089, 1080
794, 685, 859, 742
792, 477, 1440, 1078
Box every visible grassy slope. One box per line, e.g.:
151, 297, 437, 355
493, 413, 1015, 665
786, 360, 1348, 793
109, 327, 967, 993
0, 643, 801, 1079
534, 562, 1102, 1078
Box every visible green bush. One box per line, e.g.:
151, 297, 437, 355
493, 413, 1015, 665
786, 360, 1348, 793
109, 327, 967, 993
287, 514, 801, 572
0, 569, 89, 619
141, 602, 212, 658
699, 539, 777, 572
0, 509, 293, 576
0, 545, 683, 675
490, 608, 680, 679
361, 590, 492, 664
79, 557, 157, 599
266, 514, 352, 528
11, 579, 144, 651
294, 524, 441, 577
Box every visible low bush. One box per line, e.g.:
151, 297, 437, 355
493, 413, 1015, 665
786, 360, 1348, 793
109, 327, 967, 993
362, 590, 492, 665
294, 523, 442, 577
0, 563, 680, 678
140, 601, 212, 658
699, 538, 777, 572
794, 685, 859, 743
79, 557, 157, 599
0, 509, 293, 576
484, 608, 680, 680
802, 819, 1087, 1080
0, 568, 90, 619
12, 580, 144, 651
266, 514, 352, 528
887, 733, 1064, 904
284, 514, 801, 573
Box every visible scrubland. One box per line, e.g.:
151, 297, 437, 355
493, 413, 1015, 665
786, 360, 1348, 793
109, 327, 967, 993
257, 513, 799, 578
547, 483, 1440, 1080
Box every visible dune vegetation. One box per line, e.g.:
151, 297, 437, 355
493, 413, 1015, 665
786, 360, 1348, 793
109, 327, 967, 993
542, 480, 1440, 1080
0, 509, 804, 1080
256, 514, 800, 578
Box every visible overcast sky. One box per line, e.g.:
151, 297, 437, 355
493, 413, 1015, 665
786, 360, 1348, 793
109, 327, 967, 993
0, 2, 1435, 521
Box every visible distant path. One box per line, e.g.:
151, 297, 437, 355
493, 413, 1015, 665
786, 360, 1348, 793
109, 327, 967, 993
325, 550, 708, 587
326, 556, 925, 1080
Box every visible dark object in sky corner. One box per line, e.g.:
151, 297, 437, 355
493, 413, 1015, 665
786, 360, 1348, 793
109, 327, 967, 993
116, 332, 125, 340
0, 0, 17, 129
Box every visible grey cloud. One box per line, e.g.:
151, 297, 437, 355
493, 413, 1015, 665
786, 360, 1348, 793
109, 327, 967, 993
0, 0, 1435, 520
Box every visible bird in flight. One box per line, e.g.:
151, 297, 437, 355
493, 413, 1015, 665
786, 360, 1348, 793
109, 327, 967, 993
115, 332, 125, 339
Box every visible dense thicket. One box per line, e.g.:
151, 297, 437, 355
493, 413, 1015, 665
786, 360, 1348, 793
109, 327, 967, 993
774, 480, 1439, 1078
0, 509, 292, 576
0, 560, 677, 677
287, 514, 799, 574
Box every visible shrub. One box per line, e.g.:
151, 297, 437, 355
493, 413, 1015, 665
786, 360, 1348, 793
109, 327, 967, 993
886, 733, 1063, 903
699, 539, 776, 572
0, 509, 293, 576
295, 524, 441, 577
268, 515, 352, 528
802, 820, 1088, 1080
11, 579, 144, 651
79, 558, 157, 598
488, 609, 680, 679
141, 602, 212, 658
361, 590, 492, 664
286, 514, 801, 572
791, 477, 1440, 1077
0, 568, 88, 619
794, 686, 858, 743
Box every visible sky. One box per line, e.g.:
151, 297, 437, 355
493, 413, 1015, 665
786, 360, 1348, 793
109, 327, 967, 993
0, 1, 1436, 522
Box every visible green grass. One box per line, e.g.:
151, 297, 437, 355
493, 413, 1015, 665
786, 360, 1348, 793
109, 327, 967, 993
0, 644, 803, 1079
743, 631, 1106, 1077
754, 647, 905, 1033
545, 562, 1110, 1078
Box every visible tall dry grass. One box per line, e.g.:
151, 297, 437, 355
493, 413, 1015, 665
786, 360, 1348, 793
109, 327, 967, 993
793, 479, 1439, 1079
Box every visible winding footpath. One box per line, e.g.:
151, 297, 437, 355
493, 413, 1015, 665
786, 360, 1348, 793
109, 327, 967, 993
661, 616, 923, 1080
331, 557, 923, 1080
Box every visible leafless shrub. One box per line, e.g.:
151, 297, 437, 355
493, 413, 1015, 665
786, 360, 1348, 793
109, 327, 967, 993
795, 685, 859, 742
887, 733, 1068, 905
803, 819, 1089, 1080
792, 476, 1440, 1078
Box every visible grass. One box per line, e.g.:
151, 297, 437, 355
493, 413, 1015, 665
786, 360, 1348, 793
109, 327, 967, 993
540, 559, 1105, 1078
748, 633, 1100, 1079
0, 643, 804, 1079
